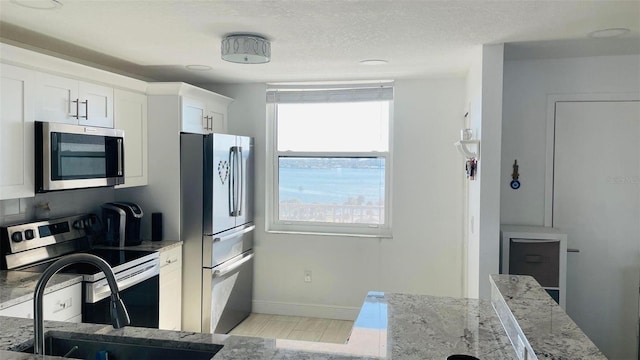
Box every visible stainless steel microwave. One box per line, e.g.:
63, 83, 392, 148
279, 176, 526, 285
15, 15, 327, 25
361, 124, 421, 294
35, 121, 125, 192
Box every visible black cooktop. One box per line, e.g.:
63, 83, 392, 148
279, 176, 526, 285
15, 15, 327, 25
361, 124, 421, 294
20, 249, 155, 275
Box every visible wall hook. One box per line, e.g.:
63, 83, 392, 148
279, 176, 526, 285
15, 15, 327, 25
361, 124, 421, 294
454, 140, 480, 160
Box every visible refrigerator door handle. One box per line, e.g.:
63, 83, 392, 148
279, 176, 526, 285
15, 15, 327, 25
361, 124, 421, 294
212, 251, 254, 279
212, 225, 256, 243
237, 146, 243, 216
228, 147, 235, 216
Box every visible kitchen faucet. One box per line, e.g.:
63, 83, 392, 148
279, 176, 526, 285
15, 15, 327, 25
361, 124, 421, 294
33, 253, 130, 355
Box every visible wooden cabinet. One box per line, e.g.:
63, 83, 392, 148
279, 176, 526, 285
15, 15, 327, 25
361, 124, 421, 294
35, 72, 114, 128
114, 89, 148, 188
159, 245, 182, 330
0, 282, 82, 323
0, 63, 35, 200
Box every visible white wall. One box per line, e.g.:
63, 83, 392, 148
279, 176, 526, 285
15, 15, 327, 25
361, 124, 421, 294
464, 44, 504, 300
501, 54, 640, 226
208, 78, 466, 318
0, 187, 115, 227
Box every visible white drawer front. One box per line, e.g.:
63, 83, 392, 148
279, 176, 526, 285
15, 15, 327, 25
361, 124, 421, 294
42, 283, 82, 321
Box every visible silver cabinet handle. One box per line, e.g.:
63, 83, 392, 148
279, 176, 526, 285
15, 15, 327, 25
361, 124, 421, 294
212, 225, 255, 243
567, 248, 580, 253
71, 99, 80, 119
79, 100, 88, 119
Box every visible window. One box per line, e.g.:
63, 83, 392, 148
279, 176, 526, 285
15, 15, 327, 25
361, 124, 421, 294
266, 83, 393, 237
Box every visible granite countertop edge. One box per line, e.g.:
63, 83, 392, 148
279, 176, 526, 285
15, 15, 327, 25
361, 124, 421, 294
0, 272, 83, 310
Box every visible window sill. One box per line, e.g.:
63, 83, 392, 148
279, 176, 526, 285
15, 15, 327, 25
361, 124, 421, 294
265, 229, 393, 239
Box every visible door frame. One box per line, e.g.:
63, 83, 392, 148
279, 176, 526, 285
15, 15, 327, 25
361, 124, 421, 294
543, 92, 640, 226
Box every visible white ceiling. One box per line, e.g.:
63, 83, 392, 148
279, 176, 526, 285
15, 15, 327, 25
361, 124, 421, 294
1, 0, 639, 85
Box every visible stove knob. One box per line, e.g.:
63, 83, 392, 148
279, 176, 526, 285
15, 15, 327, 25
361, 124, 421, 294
24, 229, 35, 240
11, 232, 23, 243
84, 219, 91, 228
73, 220, 84, 229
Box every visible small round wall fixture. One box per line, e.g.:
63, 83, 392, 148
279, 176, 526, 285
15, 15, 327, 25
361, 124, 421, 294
221, 34, 271, 64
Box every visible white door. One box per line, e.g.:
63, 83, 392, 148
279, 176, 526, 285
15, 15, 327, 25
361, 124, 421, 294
553, 100, 640, 360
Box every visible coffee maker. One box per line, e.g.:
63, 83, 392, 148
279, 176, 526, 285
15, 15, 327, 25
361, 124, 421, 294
101, 202, 143, 247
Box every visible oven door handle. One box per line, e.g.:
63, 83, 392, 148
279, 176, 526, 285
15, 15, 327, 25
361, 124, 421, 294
92, 262, 159, 302
212, 251, 254, 279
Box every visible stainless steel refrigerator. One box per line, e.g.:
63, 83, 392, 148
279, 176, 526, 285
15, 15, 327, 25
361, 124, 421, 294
180, 133, 254, 334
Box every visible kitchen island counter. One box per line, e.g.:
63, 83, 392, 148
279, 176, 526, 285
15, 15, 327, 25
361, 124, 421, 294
0, 275, 603, 360
0, 292, 515, 359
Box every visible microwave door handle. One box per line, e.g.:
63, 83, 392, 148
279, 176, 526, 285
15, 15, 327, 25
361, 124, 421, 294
117, 138, 124, 176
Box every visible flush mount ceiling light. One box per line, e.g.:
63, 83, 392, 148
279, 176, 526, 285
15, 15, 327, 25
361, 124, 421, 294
10, 0, 62, 9
588, 28, 630, 38
221, 34, 271, 64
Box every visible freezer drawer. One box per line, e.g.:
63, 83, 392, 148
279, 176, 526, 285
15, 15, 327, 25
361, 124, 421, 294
203, 224, 254, 268
509, 239, 560, 287
202, 250, 254, 334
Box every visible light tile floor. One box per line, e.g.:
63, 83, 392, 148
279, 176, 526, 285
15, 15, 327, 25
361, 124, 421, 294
229, 313, 354, 344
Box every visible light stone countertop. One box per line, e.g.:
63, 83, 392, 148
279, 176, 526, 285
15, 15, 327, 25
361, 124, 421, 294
0, 271, 82, 310
490, 274, 606, 360
0, 290, 517, 360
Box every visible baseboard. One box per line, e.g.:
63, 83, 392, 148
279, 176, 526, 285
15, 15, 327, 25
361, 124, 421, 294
252, 300, 360, 321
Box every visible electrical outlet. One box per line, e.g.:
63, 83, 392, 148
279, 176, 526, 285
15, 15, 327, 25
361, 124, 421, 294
304, 270, 312, 283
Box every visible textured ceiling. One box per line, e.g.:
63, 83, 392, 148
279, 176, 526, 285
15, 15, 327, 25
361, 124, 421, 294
0, 0, 639, 84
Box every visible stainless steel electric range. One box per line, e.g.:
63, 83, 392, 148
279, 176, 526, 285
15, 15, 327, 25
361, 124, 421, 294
1, 214, 160, 328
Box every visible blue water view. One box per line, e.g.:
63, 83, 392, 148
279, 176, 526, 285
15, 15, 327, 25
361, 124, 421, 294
279, 160, 385, 206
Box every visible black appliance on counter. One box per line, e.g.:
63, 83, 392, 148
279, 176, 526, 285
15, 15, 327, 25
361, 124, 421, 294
0, 214, 159, 328
101, 202, 143, 247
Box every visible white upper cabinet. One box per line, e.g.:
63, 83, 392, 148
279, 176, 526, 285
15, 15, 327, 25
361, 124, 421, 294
35, 72, 114, 128
181, 95, 229, 134
114, 89, 148, 188
0, 63, 35, 200
181, 96, 208, 134
148, 82, 232, 134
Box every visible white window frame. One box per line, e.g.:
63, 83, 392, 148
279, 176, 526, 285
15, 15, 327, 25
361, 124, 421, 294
265, 82, 394, 237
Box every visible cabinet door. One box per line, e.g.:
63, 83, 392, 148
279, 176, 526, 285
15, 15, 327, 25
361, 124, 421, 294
79, 81, 114, 128
35, 72, 78, 124
114, 89, 148, 188
0, 64, 35, 200
207, 96, 229, 134
181, 96, 207, 134
159, 246, 182, 330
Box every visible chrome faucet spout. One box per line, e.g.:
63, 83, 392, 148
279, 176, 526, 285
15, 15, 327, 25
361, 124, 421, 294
33, 253, 130, 355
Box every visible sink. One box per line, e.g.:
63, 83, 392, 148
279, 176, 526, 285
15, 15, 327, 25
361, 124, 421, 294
21, 332, 223, 360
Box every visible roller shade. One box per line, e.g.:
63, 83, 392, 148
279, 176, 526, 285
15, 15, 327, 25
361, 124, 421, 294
266, 82, 394, 104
